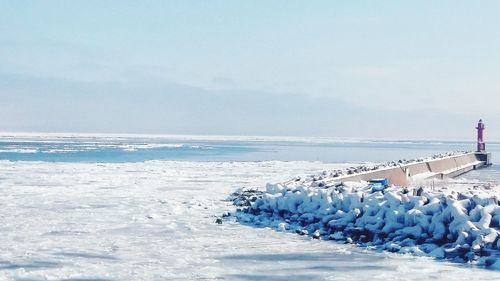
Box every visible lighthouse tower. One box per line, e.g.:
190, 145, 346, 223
476, 119, 486, 152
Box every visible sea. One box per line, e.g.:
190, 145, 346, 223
2, 134, 500, 163
0, 134, 499, 280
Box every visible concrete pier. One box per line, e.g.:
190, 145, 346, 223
321, 120, 494, 187
336, 152, 492, 187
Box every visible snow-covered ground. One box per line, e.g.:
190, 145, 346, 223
0, 160, 499, 280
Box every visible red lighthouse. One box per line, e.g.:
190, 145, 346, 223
476, 119, 486, 152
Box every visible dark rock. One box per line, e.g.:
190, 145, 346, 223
296, 229, 308, 236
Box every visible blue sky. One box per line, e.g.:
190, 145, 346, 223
1, 1, 499, 139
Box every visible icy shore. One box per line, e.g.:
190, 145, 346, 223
233, 178, 500, 268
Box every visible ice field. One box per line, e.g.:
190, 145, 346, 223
1, 160, 499, 280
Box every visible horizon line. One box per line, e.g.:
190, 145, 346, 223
0, 130, 489, 143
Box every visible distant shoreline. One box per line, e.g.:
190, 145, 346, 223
0, 131, 490, 144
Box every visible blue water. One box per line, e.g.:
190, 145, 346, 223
1, 135, 499, 164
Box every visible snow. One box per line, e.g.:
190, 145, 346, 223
1, 160, 499, 280
235, 175, 500, 270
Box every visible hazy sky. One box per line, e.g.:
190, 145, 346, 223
1, 1, 499, 139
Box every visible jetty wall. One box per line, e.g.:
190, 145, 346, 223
337, 152, 491, 186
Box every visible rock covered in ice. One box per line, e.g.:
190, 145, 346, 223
234, 181, 500, 268
228, 187, 263, 207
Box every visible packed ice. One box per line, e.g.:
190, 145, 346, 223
2, 160, 499, 280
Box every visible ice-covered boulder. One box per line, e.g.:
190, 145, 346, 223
234, 181, 500, 268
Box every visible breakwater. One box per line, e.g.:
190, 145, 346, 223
336, 152, 492, 186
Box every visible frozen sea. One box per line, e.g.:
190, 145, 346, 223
0, 134, 499, 281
